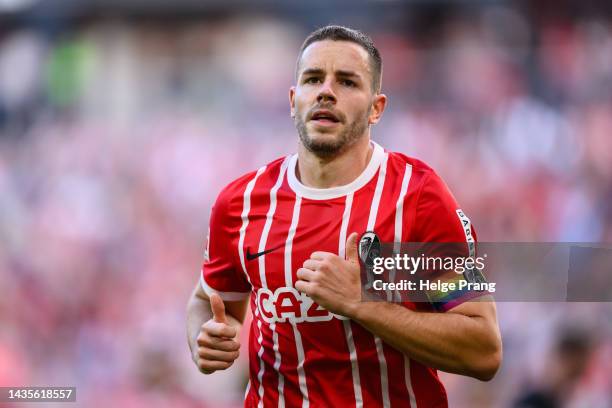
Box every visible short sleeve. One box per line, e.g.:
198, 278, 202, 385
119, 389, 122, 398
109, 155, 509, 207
200, 192, 252, 301
410, 172, 485, 311
412, 172, 477, 246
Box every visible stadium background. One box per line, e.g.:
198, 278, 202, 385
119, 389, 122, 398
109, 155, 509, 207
0, 0, 611, 406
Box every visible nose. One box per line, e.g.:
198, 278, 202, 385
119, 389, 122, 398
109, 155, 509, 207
317, 79, 337, 104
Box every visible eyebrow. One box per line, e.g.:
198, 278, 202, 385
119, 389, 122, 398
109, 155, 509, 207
301, 68, 362, 79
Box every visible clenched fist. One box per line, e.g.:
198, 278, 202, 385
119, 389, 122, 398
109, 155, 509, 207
295, 232, 362, 318
193, 293, 241, 374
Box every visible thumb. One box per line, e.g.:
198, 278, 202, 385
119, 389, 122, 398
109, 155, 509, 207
345, 232, 359, 263
209, 293, 228, 324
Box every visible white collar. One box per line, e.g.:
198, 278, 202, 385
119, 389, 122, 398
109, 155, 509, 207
287, 141, 385, 200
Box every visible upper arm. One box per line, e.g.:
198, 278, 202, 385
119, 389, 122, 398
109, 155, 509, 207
411, 171, 476, 245
200, 191, 252, 300
410, 171, 484, 311
193, 188, 252, 322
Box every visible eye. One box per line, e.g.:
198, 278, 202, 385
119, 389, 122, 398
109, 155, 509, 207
341, 79, 356, 87
304, 77, 321, 84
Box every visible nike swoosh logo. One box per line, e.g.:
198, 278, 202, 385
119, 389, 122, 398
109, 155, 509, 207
246, 245, 282, 261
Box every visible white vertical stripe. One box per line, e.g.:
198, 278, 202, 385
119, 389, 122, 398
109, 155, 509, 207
238, 165, 267, 279
256, 318, 266, 408
244, 380, 251, 400
394, 164, 417, 408
338, 193, 353, 258
284, 196, 302, 287
342, 321, 362, 407
258, 158, 290, 287
236, 165, 266, 406
292, 323, 309, 408
403, 355, 418, 408
338, 193, 363, 407
366, 153, 388, 231
391, 164, 413, 302
272, 323, 285, 407
366, 153, 391, 408
394, 164, 413, 247
375, 338, 390, 408
256, 158, 290, 408
284, 195, 309, 407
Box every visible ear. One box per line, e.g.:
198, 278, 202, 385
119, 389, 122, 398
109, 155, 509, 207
368, 93, 387, 125
289, 86, 296, 118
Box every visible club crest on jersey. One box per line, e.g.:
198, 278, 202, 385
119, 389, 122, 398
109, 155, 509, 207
256, 287, 348, 323
359, 231, 381, 269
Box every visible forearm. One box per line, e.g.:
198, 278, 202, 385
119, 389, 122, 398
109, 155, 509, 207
186, 295, 211, 357
348, 301, 501, 380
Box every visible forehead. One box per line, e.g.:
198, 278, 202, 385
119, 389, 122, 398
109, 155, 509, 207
298, 40, 371, 76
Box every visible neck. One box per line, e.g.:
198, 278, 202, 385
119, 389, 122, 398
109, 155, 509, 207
296, 136, 373, 189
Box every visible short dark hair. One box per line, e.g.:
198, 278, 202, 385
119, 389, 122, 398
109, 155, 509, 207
297, 25, 383, 93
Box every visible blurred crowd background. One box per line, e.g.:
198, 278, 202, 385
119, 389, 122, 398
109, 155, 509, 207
1, 0, 611, 407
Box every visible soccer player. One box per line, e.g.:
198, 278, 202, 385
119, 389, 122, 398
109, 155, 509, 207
187, 25, 502, 407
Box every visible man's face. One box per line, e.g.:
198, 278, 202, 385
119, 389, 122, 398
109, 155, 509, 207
290, 40, 377, 157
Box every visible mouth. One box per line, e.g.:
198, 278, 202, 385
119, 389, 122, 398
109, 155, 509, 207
310, 109, 340, 124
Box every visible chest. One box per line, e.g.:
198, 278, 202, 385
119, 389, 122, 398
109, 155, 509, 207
240, 193, 396, 292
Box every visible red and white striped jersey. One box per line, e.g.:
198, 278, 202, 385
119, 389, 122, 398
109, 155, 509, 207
200, 142, 477, 408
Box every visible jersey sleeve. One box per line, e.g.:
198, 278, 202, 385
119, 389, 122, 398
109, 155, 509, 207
200, 191, 252, 301
410, 171, 485, 311
412, 172, 476, 244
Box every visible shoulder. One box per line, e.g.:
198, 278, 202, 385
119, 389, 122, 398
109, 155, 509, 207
386, 151, 451, 197
384, 152, 475, 241
213, 156, 289, 214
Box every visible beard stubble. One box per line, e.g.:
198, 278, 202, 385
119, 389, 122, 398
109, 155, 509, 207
295, 106, 370, 158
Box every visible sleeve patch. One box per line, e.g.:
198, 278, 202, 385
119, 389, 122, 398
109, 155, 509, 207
456, 209, 475, 257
